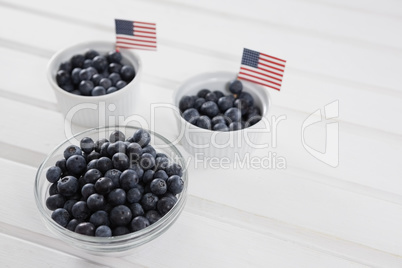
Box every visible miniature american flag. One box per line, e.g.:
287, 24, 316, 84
115, 19, 157, 51
238, 48, 286, 91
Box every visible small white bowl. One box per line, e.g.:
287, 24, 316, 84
173, 71, 271, 161
47, 41, 142, 128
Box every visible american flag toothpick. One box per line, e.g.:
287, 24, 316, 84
115, 19, 157, 51
238, 48, 286, 91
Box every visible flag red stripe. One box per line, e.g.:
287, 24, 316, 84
116, 36, 156, 44
116, 41, 157, 48
258, 57, 286, 68
133, 30, 156, 35
238, 76, 281, 91
259, 52, 286, 63
134, 25, 156, 31
238, 71, 282, 87
116, 44, 157, 50
240, 66, 282, 82
133, 21, 156, 26
257, 63, 284, 76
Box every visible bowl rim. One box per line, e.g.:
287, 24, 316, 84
172, 71, 271, 134
34, 126, 188, 247
47, 40, 143, 101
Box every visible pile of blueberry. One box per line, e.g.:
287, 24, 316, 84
56, 49, 136, 96
179, 80, 262, 131
45, 129, 184, 237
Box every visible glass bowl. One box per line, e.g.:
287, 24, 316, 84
34, 126, 188, 255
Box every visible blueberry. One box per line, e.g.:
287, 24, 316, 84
141, 193, 159, 211
100, 142, 110, 157
229, 80, 243, 95
120, 65, 135, 81
46, 194, 65, 210
71, 54, 85, 68
109, 73, 121, 85
81, 183, 96, 200
92, 55, 108, 72
56, 70, 71, 86
108, 63, 122, 74
179, 96, 195, 112
49, 182, 59, 196
112, 226, 130, 236
142, 170, 155, 184
150, 178, 167, 195
96, 157, 113, 174
139, 153, 155, 170
154, 170, 168, 181
127, 142, 142, 162
229, 122, 243, 131
110, 130, 125, 142
57, 176, 79, 196
213, 90, 224, 99
85, 156, 99, 169
155, 156, 169, 171
200, 101, 219, 118
94, 177, 114, 195
142, 145, 157, 158
145, 210, 162, 224
162, 192, 178, 203
85, 49, 100, 60
211, 115, 226, 126
95, 225, 112, 237
92, 86, 106, 96
224, 107, 242, 123
132, 129, 151, 147
129, 203, 144, 217
66, 155, 86, 175
130, 216, 150, 232
237, 91, 254, 107
79, 137, 94, 154
66, 219, 81, 231
84, 169, 101, 184
94, 138, 109, 153
234, 98, 249, 116
71, 201, 90, 220
91, 73, 103, 85
196, 115, 212, 129
61, 83, 75, 92
46, 166, 62, 183
107, 141, 126, 155
217, 95, 235, 112
167, 175, 184, 195
127, 188, 142, 204
63, 199, 78, 215
107, 50, 122, 63
99, 78, 112, 89
82, 59, 93, 68
51, 208, 71, 227
87, 193, 106, 211
112, 153, 129, 171
59, 61, 72, 73
157, 197, 176, 215
119, 169, 139, 191
79, 68, 91, 81
107, 188, 126, 206
104, 169, 122, 188
78, 80, 94, 96
166, 163, 183, 177
213, 122, 229, 131
71, 68, 82, 85
110, 205, 132, 226
75, 222, 95, 236
129, 163, 144, 179
193, 97, 206, 111
182, 108, 199, 124
63, 145, 82, 160
197, 89, 211, 98
116, 80, 127, 89
106, 87, 118, 94
205, 92, 218, 103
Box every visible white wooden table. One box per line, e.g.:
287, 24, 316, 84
1, 0, 402, 267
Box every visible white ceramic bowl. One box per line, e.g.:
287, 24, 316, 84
173, 71, 271, 161
47, 41, 142, 128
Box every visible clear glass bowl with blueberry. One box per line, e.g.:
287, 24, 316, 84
34, 126, 187, 255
